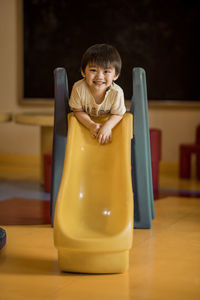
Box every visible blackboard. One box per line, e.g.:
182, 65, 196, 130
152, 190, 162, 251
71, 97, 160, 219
23, 0, 200, 102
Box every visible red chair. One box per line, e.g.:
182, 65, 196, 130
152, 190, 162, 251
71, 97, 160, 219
150, 129, 162, 196
179, 125, 200, 180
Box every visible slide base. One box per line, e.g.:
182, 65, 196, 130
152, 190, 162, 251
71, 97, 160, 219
58, 249, 129, 274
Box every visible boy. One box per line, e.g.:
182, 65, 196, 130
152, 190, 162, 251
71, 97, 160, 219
69, 44, 126, 145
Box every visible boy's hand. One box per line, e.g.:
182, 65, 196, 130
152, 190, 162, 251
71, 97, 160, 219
89, 123, 101, 138
96, 114, 123, 144
97, 123, 112, 145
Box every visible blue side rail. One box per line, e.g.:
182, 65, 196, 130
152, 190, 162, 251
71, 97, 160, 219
50, 68, 70, 226
130, 68, 155, 228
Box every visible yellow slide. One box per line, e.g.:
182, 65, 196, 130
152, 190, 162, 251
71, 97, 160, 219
54, 113, 134, 273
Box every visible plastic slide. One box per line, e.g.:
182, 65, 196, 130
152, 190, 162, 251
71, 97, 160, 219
54, 113, 133, 273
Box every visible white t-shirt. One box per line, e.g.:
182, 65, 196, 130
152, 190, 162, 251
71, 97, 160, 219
69, 79, 126, 117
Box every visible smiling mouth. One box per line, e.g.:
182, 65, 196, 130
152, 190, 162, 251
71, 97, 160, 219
93, 81, 105, 85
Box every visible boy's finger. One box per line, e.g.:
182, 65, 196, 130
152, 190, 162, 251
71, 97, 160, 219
103, 135, 109, 145
98, 134, 105, 145
98, 134, 102, 144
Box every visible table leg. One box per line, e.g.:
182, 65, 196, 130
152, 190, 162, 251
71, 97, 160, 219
197, 154, 200, 180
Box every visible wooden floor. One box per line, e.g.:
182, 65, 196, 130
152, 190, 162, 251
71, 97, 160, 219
0, 197, 199, 300
0, 173, 200, 299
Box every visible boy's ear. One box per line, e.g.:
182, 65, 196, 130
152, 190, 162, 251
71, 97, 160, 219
81, 69, 85, 78
113, 73, 120, 81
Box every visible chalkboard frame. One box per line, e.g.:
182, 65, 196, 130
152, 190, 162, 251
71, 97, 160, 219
17, 0, 200, 109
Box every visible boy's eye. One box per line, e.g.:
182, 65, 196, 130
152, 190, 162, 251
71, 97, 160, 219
104, 69, 111, 74
90, 69, 97, 72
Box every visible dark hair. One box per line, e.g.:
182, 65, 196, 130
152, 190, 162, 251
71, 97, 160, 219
81, 44, 122, 75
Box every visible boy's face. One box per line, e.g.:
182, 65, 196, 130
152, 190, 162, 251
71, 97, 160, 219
81, 64, 119, 94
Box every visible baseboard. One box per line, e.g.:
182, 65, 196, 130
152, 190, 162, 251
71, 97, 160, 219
0, 154, 41, 181
160, 160, 197, 177
0, 155, 196, 181
160, 161, 179, 175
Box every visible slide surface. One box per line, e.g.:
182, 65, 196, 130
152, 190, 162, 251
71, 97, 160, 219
54, 113, 133, 272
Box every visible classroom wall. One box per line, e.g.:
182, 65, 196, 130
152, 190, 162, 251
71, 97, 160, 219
0, 0, 199, 164
0, 0, 52, 158
149, 108, 200, 163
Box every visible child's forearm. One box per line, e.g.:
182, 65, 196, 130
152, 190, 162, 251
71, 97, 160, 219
104, 114, 123, 129
73, 111, 96, 129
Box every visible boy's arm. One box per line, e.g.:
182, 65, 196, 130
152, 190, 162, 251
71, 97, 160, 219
104, 114, 123, 129
73, 111, 101, 137
97, 114, 123, 144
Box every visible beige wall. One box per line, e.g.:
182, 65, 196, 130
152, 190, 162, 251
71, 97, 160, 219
0, 0, 51, 156
0, 0, 199, 162
149, 108, 200, 162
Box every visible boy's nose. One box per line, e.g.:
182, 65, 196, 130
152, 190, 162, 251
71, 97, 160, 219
96, 71, 104, 79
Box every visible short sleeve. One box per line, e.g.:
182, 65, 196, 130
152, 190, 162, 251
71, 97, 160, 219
69, 84, 83, 111
110, 88, 126, 115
